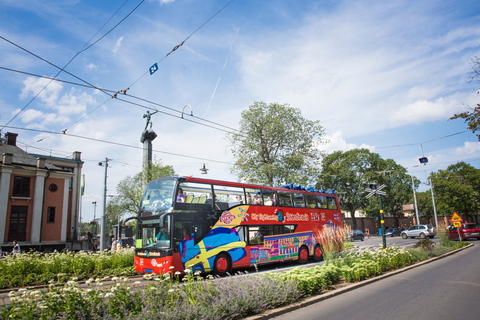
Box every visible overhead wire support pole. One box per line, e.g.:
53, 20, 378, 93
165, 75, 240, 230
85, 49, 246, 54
99, 158, 110, 251
429, 178, 438, 229
412, 176, 420, 225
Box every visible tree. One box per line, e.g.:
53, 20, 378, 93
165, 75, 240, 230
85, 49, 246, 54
375, 159, 416, 227
227, 101, 327, 186
450, 56, 480, 140
112, 158, 175, 218
318, 149, 383, 229
429, 162, 480, 222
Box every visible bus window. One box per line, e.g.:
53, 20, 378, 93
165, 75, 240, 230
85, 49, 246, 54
274, 225, 296, 234
327, 197, 338, 210
140, 179, 176, 215
175, 182, 213, 208
141, 217, 172, 249
262, 190, 277, 206
235, 226, 245, 242
293, 193, 305, 207
305, 194, 316, 208
278, 191, 292, 206
213, 185, 244, 210
246, 189, 262, 205
316, 195, 328, 208
248, 226, 273, 245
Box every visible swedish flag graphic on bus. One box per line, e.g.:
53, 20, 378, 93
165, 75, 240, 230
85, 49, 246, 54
179, 226, 246, 272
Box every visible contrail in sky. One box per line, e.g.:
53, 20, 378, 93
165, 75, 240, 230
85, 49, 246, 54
205, 28, 240, 116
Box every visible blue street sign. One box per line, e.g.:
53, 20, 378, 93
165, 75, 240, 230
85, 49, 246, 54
149, 63, 158, 75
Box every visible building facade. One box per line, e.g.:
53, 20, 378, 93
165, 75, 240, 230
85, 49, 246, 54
0, 132, 83, 252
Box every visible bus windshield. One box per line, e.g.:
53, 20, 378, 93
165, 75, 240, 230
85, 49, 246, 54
141, 217, 172, 249
139, 179, 176, 216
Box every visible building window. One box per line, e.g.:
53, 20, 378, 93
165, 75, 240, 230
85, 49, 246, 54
49, 184, 58, 192
8, 206, 28, 242
12, 176, 30, 197
47, 207, 55, 223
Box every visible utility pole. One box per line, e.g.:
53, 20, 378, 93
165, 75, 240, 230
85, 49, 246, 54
429, 178, 438, 229
98, 158, 110, 251
92, 201, 97, 237
412, 176, 420, 225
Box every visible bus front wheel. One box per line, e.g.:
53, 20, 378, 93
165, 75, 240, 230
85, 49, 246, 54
313, 244, 323, 262
213, 253, 232, 277
298, 246, 309, 264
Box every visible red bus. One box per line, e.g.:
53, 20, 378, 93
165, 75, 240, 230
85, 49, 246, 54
132, 176, 344, 276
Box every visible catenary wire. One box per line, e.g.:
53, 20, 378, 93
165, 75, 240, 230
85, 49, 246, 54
0, 1, 144, 130
1, 125, 234, 165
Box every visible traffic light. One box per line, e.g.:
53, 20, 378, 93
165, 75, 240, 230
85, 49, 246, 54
419, 157, 428, 164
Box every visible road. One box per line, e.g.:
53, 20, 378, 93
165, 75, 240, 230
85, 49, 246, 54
265, 243, 480, 319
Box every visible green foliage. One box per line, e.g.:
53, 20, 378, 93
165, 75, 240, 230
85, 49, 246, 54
0, 249, 135, 289
318, 149, 385, 228
227, 101, 326, 186
279, 265, 341, 294
450, 56, 480, 140
1, 272, 302, 320
429, 162, 480, 218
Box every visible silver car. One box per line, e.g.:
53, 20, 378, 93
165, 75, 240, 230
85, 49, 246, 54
401, 224, 435, 239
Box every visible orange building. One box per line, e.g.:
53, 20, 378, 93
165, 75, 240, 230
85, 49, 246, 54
0, 132, 83, 252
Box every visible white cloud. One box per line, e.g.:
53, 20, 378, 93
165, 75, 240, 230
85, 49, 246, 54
20, 77, 63, 107
323, 131, 375, 154
18, 109, 44, 123
113, 36, 124, 54
86, 63, 98, 71
454, 141, 480, 155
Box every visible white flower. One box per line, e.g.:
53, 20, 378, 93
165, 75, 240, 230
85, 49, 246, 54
174, 271, 181, 275
184, 269, 192, 274
105, 292, 114, 298
134, 281, 141, 285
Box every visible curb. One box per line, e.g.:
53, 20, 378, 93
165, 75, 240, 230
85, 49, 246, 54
246, 243, 474, 320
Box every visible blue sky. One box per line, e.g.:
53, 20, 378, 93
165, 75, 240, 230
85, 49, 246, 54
1, 0, 480, 222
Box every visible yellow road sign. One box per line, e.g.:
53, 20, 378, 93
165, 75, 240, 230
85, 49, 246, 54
451, 212, 462, 222
453, 221, 461, 228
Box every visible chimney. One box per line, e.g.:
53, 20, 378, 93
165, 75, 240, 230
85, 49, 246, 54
2, 153, 13, 165
73, 151, 81, 161
37, 157, 46, 169
5, 132, 18, 146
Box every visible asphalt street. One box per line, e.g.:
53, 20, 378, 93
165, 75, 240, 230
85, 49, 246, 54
256, 243, 479, 320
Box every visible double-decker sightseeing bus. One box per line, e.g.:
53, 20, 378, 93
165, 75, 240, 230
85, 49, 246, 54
132, 176, 343, 276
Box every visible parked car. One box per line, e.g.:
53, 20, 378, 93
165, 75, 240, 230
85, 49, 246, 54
447, 223, 480, 241
400, 224, 435, 239
349, 229, 365, 241
384, 228, 401, 237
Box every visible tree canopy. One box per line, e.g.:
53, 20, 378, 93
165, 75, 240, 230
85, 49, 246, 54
319, 149, 415, 229
429, 162, 480, 219
227, 101, 326, 186
109, 158, 175, 220
318, 149, 382, 229
450, 55, 480, 140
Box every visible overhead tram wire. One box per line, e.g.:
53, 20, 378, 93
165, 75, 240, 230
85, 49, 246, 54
128, 0, 236, 88
0, 125, 234, 166
374, 130, 469, 149
1, 1, 239, 137
0, 66, 245, 136
0, 1, 145, 131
